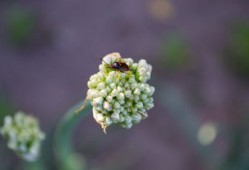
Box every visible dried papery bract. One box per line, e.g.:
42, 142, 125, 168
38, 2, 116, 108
87, 52, 155, 133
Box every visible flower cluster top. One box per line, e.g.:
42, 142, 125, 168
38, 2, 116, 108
0, 112, 45, 161
87, 52, 155, 132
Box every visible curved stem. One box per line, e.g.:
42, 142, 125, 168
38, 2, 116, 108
54, 99, 92, 170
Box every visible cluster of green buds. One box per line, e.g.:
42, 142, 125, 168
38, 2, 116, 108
87, 52, 155, 132
0, 111, 45, 161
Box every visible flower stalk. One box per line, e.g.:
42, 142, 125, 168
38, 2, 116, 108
54, 99, 92, 170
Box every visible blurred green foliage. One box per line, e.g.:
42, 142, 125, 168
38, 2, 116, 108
5, 7, 36, 45
159, 35, 189, 70
226, 23, 249, 79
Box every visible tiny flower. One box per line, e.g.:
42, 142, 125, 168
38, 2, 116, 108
0, 111, 45, 161
87, 52, 155, 132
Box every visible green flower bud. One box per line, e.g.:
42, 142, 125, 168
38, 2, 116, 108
0, 111, 45, 161
87, 52, 155, 132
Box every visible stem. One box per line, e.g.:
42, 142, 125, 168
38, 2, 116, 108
54, 99, 92, 170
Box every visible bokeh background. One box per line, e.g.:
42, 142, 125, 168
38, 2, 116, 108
1, 0, 249, 169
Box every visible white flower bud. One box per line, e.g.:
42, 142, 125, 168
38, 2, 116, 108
134, 96, 140, 102
132, 63, 138, 69
106, 117, 112, 126
111, 112, 120, 122
106, 96, 113, 103
125, 90, 132, 98
117, 86, 122, 92
103, 101, 112, 111
136, 102, 144, 109
92, 97, 103, 107
118, 100, 125, 105
87, 89, 98, 99
111, 89, 118, 97
134, 88, 141, 95
114, 102, 121, 109
100, 89, 108, 97
109, 83, 116, 89
97, 82, 105, 89
94, 113, 104, 122
132, 114, 142, 124
123, 58, 134, 65
117, 93, 125, 101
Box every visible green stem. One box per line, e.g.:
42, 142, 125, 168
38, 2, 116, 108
54, 99, 92, 170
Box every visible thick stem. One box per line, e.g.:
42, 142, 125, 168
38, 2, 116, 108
54, 100, 92, 170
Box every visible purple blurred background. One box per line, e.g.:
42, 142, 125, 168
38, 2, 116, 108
1, 0, 249, 169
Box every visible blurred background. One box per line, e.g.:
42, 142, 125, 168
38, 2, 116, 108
1, 0, 249, 169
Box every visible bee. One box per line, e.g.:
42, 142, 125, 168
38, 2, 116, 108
101, 58, 130, 73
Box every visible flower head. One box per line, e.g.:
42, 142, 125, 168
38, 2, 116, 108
0, 111, 45, 161
87, 52, 155, 132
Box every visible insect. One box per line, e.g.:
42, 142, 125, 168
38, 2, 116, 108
101, 58, 130, 73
